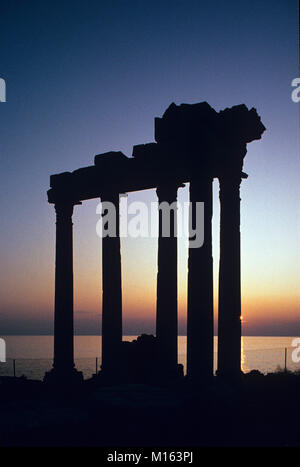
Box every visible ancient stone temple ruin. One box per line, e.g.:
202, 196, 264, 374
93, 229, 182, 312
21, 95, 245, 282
44, 102, 265, 385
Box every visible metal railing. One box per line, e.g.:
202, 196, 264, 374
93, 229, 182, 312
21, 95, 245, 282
0, 347, 299, 381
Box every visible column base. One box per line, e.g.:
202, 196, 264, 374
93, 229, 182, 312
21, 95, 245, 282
186, 372, 214, 386
44, 367, 83, 386
93, 364, 184, 386
216, 369, 244, 383
156, 363, 184, 382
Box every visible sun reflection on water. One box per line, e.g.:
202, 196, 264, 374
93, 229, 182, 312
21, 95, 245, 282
241, 336, 248, 373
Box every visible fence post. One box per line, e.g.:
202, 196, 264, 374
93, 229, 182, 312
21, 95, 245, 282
284, 348, 287, 372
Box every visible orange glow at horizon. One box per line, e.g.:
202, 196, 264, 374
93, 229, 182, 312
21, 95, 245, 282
1, 185, 299, 335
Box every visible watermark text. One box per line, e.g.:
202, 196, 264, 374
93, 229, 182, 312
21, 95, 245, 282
0, 338, 6, 362
291, 338, 300, 363
291, 78, 300, 103
0, 78, 6, 102
96, 199, 204, 248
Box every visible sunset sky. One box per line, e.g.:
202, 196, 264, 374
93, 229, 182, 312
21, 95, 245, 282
0, 0, 299, 336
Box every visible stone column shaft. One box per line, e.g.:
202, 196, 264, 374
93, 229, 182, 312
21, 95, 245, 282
187, 178, 214, 381
101, 194, 122, 376
156, 185, 179, 376
217, 176, 242, 378
53, 201, 75, 373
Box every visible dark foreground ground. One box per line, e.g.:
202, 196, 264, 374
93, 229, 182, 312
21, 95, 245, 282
0, 371, 299, 447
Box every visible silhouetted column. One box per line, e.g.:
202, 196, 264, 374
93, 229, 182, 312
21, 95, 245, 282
101, 193, 122, 378
187, 177, 214, 382
156, 184, 181, 377
45, 201, 82, 384
217, 175, 242, 378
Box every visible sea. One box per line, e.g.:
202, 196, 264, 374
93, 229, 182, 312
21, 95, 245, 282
0, 336, 299, 381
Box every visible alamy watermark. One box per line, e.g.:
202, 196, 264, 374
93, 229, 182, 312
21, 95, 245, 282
96, 199, 204, 248
291, 338, 300, 363
0, 338, 6, 362
291, 78, 300, 103
0, 78, 6, 102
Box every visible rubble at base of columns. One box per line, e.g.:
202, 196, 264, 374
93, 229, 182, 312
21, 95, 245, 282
44, 367, 83, 385
95, 334, 184, 385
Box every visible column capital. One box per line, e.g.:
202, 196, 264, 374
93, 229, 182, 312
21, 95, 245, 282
54, 200, 81, 218
54, 201, 79, 225
156, 182, 185, 202
218, 171, 248, 194
54, 201, 73, 215
219, 170, 243, 181
190, 172, 214, 184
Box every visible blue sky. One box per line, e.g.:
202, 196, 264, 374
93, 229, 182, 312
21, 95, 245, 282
0, 0, 299, 335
